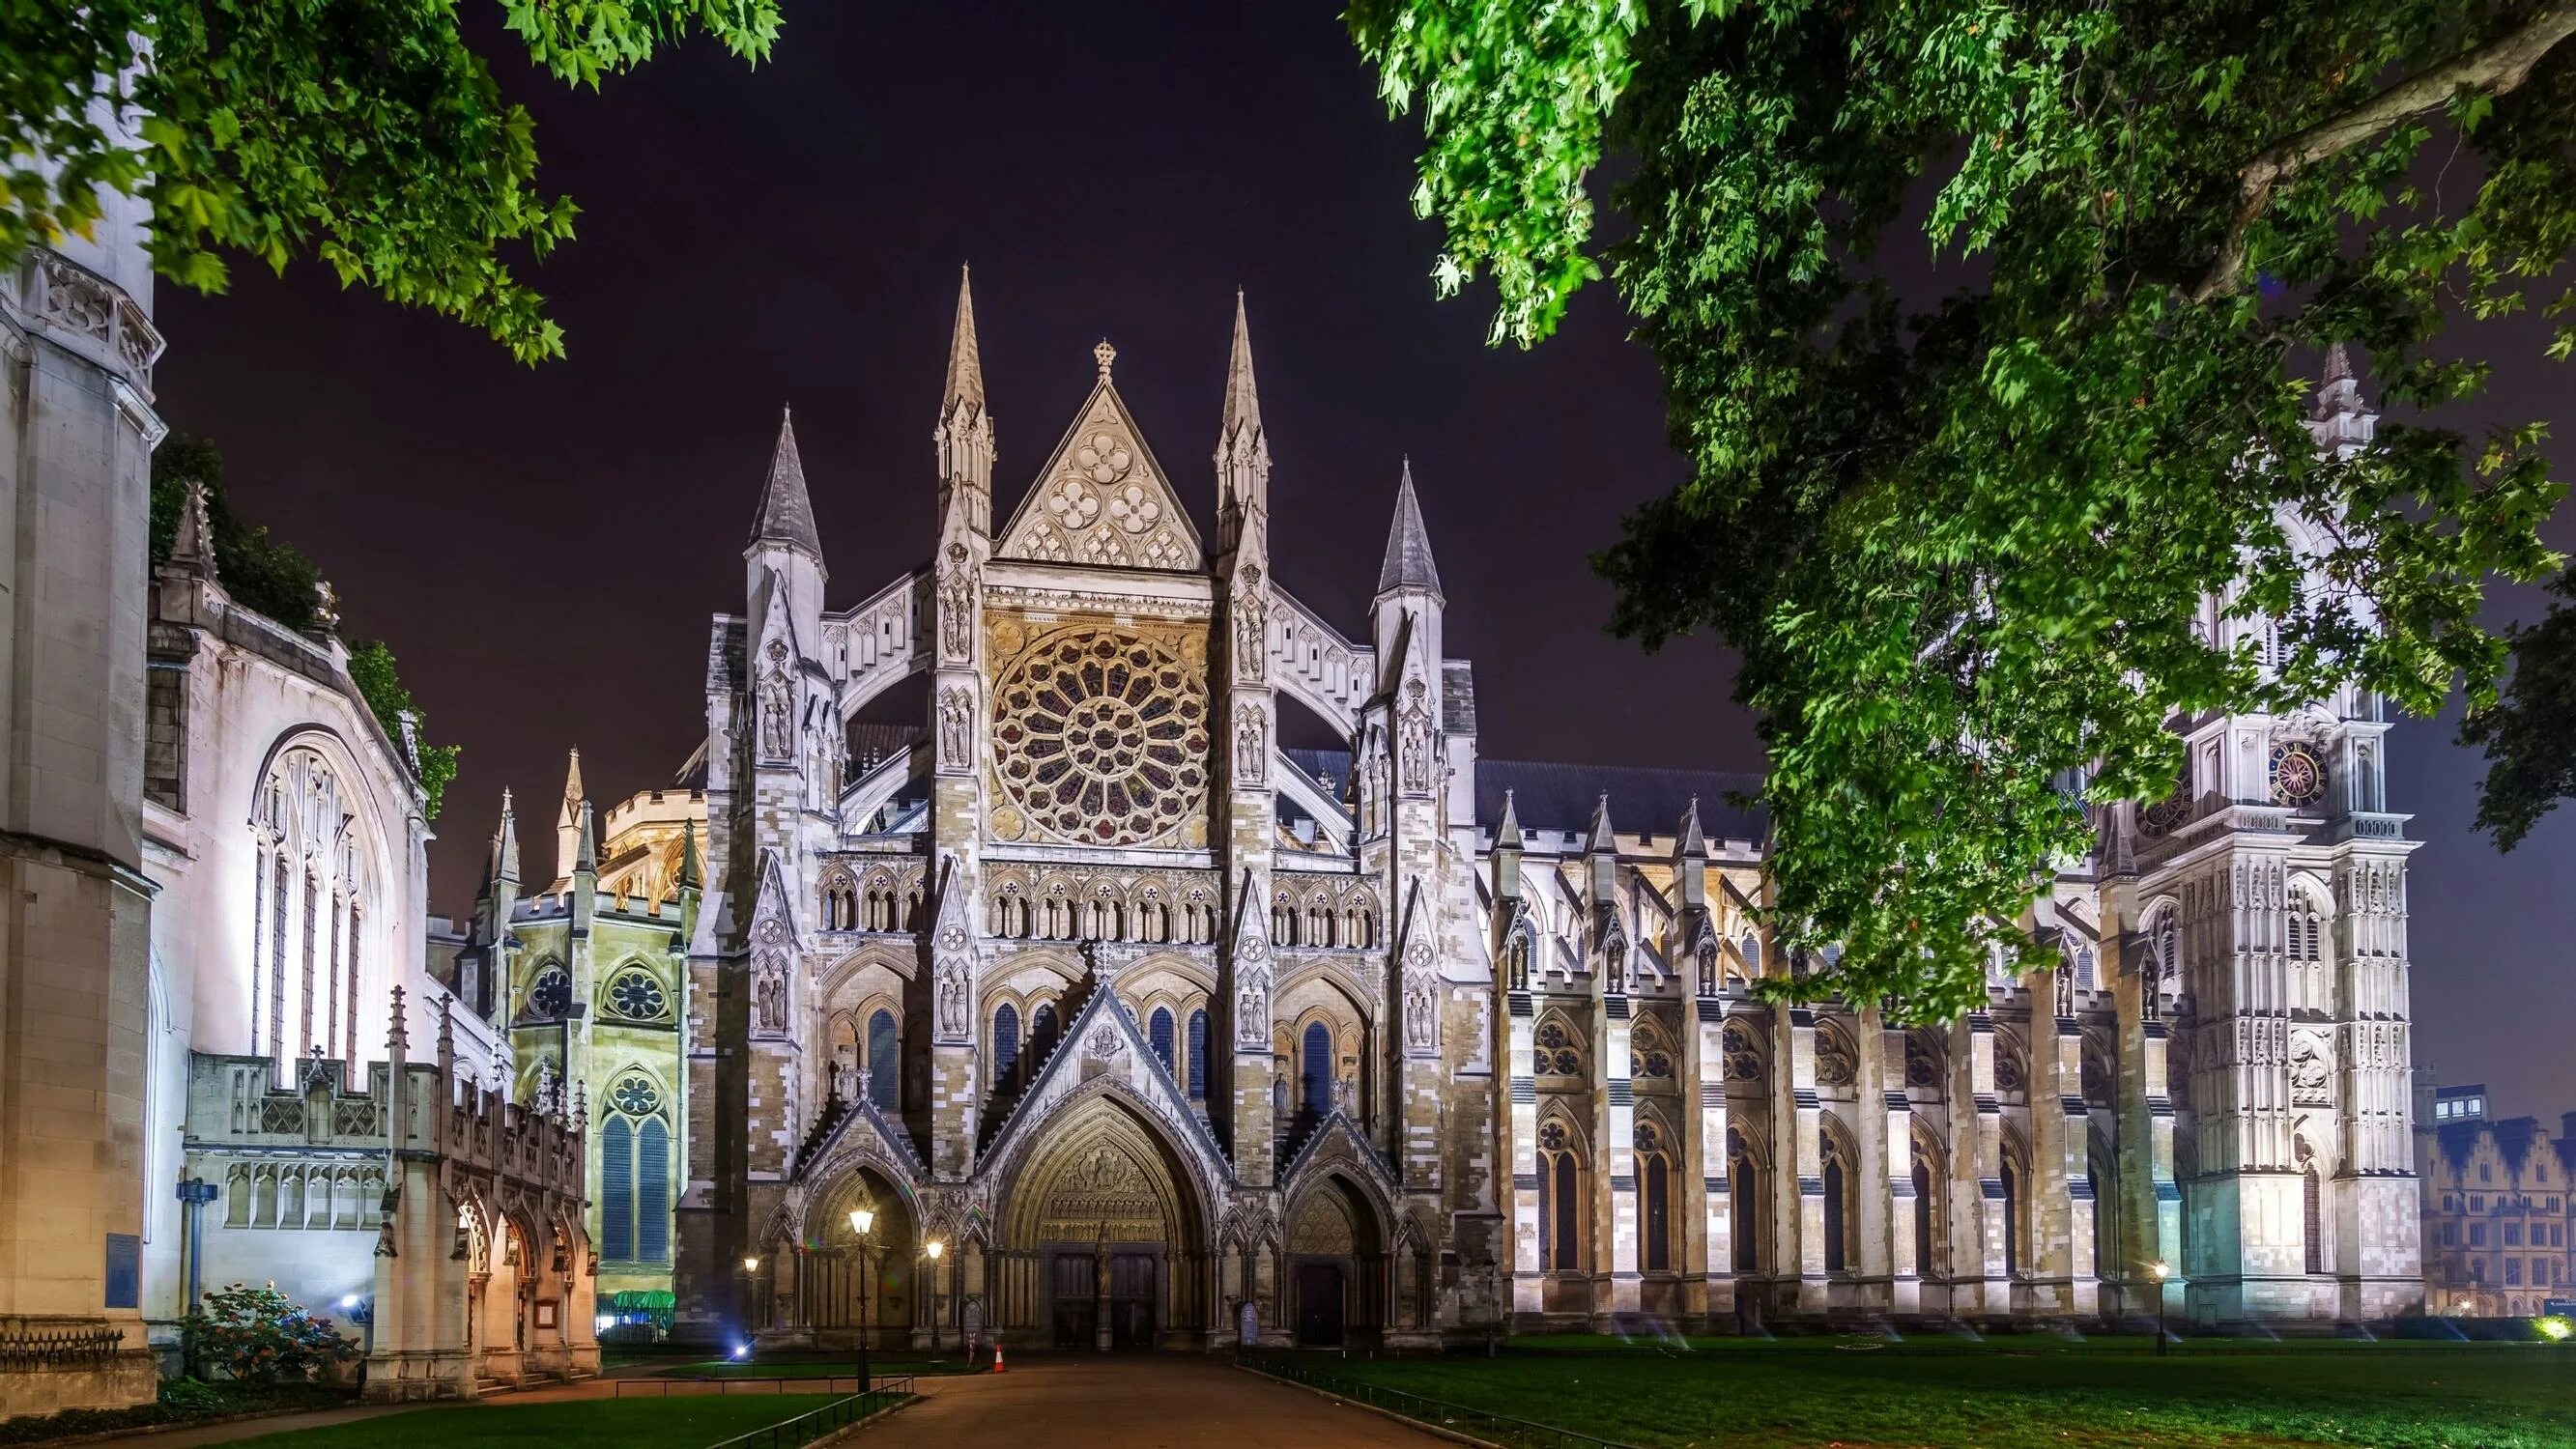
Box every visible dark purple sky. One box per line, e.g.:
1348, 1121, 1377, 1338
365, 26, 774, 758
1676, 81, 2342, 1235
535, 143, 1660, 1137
153, 2, 2576, 1119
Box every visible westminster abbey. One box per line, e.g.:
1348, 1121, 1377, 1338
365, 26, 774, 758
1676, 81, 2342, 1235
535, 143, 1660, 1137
446, 281, 2424, 1350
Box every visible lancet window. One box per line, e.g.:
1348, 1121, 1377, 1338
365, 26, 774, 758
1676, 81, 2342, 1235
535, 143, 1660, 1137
247, 745, 375, 1066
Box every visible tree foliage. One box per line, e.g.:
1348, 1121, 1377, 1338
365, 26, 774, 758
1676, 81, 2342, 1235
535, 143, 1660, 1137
2462, 567, 2576, 848
150, 434, 460, 818
1351, 0, 2575, 1015
348, 638, 461, 821
180, 1283, 358, 1388
3, 0, 782, 363
150, 431, 322, 631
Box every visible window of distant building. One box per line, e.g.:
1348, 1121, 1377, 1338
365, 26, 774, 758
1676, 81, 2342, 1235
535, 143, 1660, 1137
2482, 1163, 2495, 1182
2508, 1259, 2524, 1285
2472, 1224, 2488, 1246
2472, 1195, 2486, 1212
2507, 1224, 2523, 1246
2442, 1224, 2457, 1245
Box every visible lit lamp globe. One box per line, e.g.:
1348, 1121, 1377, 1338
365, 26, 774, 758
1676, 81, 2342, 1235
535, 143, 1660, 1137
849, 1207, 873, 1236
926, 1238, 944, 1261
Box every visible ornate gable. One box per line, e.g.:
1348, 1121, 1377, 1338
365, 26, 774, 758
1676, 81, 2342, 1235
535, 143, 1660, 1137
994, 349, 1203, 572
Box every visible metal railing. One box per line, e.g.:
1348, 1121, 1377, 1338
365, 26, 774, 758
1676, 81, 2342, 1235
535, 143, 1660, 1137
1237, 1355, 1639, 1449
619, 1373, 918, 1398
699, 1378, 916, 1447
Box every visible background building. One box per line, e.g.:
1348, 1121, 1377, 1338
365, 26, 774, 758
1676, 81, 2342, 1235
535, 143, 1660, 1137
2416, 1082, 2575, 1316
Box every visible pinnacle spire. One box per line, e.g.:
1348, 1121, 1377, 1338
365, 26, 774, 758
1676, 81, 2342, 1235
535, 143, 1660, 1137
1376, 457, 1444, 598
171, 477, 216, 581
676, 818, 701, 891
560, 750, 584, 822
943, 266, 985, 414
574, 800, 597, 875
1221, 289, 1262, 442
495, 787, 520, 886
747, 407, 824, 559
1586, 793, 1617, 855
1674, 797, 1707, 861
2323, 341, 2353, 384
1495, 789, 1524, 851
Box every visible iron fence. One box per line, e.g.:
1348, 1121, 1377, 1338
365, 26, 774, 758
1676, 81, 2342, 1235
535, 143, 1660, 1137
619, 1373, 919, 1398
1236, 1355, 1639, 1449
698, 1378, 916, 1447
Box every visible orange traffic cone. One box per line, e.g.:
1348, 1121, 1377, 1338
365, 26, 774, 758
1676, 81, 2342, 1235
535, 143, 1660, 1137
992, 1344, 1007, 1374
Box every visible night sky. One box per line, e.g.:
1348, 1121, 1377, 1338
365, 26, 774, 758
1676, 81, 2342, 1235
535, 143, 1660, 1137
153, 4, 2576, 1119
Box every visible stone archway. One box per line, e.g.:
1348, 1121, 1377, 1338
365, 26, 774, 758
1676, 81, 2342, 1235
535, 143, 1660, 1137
798, 1164, 922, 1350
998, 1096, 1212, 1350
1285, 1174, 1386, 1349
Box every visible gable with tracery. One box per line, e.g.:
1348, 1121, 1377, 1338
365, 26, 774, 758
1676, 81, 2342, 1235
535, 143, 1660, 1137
992, 363, 1201, 572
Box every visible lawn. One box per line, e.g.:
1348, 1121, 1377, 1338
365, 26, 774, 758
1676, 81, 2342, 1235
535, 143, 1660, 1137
227, 1394, 848, 1448
1292, 1336, 2576, 1449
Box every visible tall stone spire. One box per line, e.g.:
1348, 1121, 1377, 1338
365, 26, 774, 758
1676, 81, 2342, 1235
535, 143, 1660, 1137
936, 267, 994, 526
747, 407, 824, 562
1376, 458, 1444, 600
2309, 342, 2375, 457
556, 749, 585, 884
943, 266, 985, 417
1216, 290, 1271, 535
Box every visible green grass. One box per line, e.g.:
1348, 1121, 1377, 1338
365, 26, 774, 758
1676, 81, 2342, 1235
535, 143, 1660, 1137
1297, 1336, 2576, 1448
228, 1394, 849, 1447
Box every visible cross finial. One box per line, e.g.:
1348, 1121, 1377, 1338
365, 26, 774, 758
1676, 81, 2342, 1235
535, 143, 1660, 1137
1095, 338, 1117, 378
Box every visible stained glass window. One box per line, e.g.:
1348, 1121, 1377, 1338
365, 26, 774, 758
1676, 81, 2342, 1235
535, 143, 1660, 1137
991, 627, 1210, 847
606, 968, 667, 1022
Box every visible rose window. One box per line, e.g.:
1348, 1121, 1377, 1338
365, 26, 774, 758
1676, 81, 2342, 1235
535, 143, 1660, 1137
2139, 773, 2193, 837
609, 1074, 660, 1117
606, 968, 667, 1022
527, 966, 571, 1021
992, 627, 1209, 847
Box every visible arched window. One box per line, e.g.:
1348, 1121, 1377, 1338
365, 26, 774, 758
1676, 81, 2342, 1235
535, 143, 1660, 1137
992, 1004, 1020, 1090
866, 1009, 900, 1112
600, 1116, 634, 1261
2002, 1157, 2023, 1276
1186, 1009, 1209, 1101
1913, 1156, 1935, 1275
1030, 1003, 1059, 1066
599, 1072, 670, 1264
637, 1117, 671, 1262
1729, 1129, 1760, 1272
1149, 1007, 1176, 1073
1300, 1021, 1332, 1119
1537, 1119, 1583, 1272
1639, 1122, 1672, 1272
1821, 1129, 1849, 1273
2301, 1141, 2324, 1274
249, 746, 374, 1065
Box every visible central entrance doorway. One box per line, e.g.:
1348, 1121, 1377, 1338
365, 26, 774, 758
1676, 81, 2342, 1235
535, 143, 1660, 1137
1294, 1263, 1344, 1346
1003, 1096, 1212, 1349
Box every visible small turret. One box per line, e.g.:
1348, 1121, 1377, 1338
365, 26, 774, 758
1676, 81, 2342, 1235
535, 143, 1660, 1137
1585, 793, 1618, 902
1492, 788, 1525, 902
1216, 290, 1270, 540
2309, 342, 2376, 458
937, 267, 993, 525
555, 750, 584, 884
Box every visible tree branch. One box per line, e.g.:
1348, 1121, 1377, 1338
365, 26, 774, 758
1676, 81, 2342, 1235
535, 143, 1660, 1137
2189, 0, 2576, 303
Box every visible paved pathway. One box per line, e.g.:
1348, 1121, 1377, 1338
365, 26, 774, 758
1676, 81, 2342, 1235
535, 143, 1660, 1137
853, 1356, 1449, 1448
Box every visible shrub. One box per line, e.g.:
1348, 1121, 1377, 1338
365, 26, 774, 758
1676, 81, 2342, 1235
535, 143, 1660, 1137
181, 1284, 360, 1387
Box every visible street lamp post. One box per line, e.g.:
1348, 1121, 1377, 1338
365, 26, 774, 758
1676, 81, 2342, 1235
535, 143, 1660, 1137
847, 1207, 875, 1393
741, 1255, 761, 1347
2149, 1260, 2171, 1356
925, 1238, 946, 1352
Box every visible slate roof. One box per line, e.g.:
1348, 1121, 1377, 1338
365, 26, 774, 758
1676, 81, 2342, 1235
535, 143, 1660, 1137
1277, 747, 1767, 845
1376, 461, 1443, 597
1477, 758, 1766, 843
749, 412, 823, 558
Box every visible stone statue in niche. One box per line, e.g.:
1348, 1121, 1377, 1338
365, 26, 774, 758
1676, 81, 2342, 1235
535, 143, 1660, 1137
1397, 679, 1433, 793
939, 543, 975, 662
1234, 567, 1267, 677
935, 952, 970, 1038
1403, 952, 1438, 1053
755, 957, 787, 1034
1234, 705, 1267, 782
936, 686, 972, 771
758, 657, 792, 759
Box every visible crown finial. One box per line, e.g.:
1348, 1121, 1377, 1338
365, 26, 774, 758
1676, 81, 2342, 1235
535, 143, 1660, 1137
1095, 338, 1117, 378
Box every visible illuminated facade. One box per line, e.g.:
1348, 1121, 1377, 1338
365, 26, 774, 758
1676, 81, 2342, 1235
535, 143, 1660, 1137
437, 281, 2423, 1346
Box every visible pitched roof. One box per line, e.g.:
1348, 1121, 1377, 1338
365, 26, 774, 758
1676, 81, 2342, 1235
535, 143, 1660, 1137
1476, 758, 1766, 843
1376, 459, 1443, 597
748, 409, 824, 558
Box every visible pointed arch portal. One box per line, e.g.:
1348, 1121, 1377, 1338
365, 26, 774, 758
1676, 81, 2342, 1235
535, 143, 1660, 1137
996, 1096, 1215, 1350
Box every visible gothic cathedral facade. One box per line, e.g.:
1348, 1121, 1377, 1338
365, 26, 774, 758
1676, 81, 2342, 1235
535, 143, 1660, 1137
540, 277, 2424, 1349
